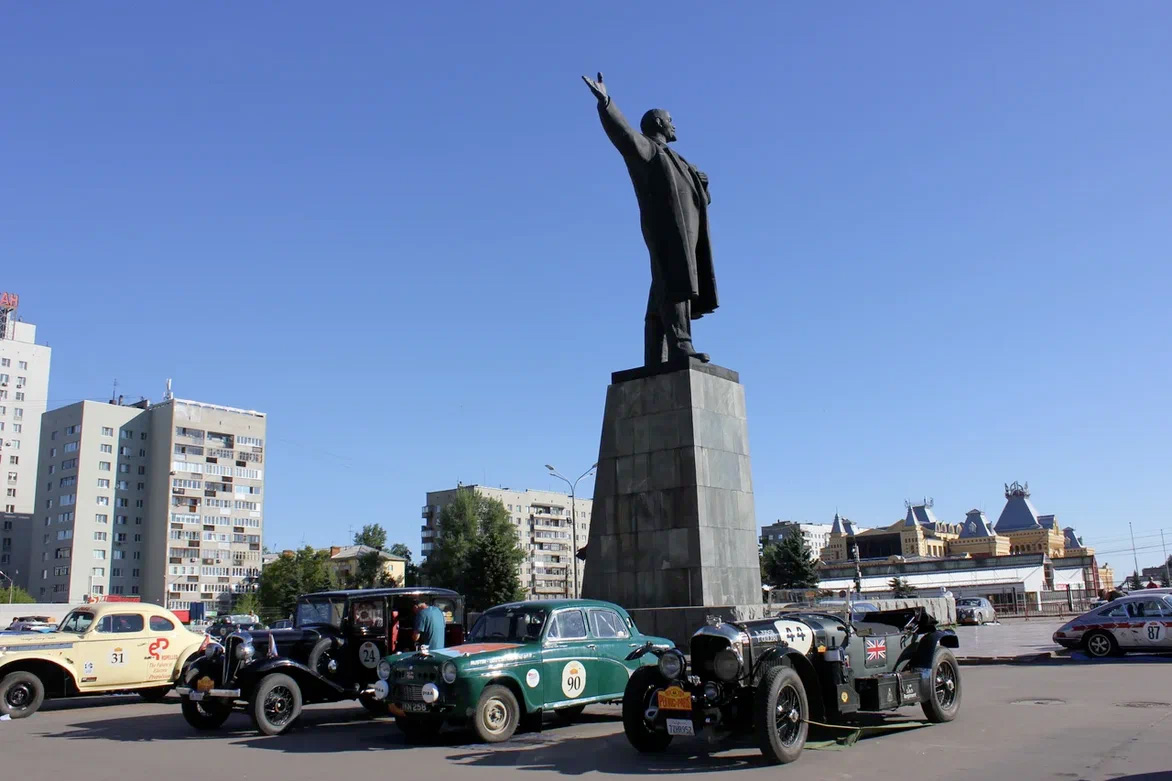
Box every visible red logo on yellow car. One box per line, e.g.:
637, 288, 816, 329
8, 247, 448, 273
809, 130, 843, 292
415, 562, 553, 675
148, 638, 170, 660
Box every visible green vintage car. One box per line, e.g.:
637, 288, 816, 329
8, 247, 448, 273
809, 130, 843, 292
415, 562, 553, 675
375, 598, 673, 743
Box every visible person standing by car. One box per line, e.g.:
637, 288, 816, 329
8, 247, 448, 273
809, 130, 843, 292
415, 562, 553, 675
412, 599, 446, 650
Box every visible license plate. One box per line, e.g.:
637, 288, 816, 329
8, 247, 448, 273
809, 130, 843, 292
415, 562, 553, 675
666, 718, 695, 736
188, 692, 205, 702
402, 671, 414, 680
196, 677, 214, 693
657, 686, 692, 711
400, 702, 430, 713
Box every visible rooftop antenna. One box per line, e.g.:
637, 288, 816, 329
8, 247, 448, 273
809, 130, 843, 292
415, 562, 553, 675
163, 378, 174, 401
112, 378, 118, 403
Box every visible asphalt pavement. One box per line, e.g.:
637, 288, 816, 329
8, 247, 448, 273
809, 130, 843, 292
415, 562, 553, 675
952, 618, 1066, 658
2, 663, 1170, 781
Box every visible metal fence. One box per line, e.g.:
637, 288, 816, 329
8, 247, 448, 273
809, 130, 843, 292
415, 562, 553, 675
989, 589, 1096, 617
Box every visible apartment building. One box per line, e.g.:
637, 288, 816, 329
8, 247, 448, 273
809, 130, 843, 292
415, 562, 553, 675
421, 485, 592, 600
25, 391, 266, 610
0, 291, 52, 517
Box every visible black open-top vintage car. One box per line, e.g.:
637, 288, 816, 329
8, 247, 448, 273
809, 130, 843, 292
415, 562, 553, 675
622, 604, 960, 764
175, 587, 464, 735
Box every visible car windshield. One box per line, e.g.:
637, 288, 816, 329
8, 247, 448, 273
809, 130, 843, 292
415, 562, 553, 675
957, 599, 982, 607
468, 606, 548, 644
58, 610, 96, 633
295, 596, 347, 629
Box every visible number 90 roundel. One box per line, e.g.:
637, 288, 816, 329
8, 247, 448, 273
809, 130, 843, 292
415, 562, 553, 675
561, 660, 586, 699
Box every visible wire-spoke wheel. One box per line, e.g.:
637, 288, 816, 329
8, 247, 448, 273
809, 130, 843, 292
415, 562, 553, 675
921, 647, 962, 723
755, 666, 808, 764
251, 673, 302, 736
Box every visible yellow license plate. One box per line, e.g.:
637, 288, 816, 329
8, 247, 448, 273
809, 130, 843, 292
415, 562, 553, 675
196, 676, 214, 693
657, 686, 692, 711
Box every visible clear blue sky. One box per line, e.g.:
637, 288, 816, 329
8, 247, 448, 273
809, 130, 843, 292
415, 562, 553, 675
3, 3, 1170, 573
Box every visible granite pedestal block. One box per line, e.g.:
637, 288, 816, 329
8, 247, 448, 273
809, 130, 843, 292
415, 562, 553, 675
581, 359, 764, 608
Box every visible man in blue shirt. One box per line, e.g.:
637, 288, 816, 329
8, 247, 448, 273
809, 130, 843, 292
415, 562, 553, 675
412, 600, 446, 650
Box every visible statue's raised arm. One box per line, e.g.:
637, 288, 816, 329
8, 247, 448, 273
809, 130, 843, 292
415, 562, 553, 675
582, 71, 655, 164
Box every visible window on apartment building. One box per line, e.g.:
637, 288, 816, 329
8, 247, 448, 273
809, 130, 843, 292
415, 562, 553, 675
8, 456, 17, 465
132, 551, 140, 560
94, 532, 108, 541
137, 482, 144, 490
138, 466, 145, 475
135, 517, 142, 525
101, 426, 114, 436
8, 440, 18, 450
11, 424, 18, 433
116, 498, 128, 507
15, 377, 25, 388
0, 374, 7, 383
95, 514, 108, 524
135, 499, 143, 508
99, 461, 111, 471
98, 479, 109, 488
100, 444, 112, 453
96, 496, 109, 506
133, 534, 141, 542
13, 408, 21, 418
140, 432, 147, 440
119, 446, 130, 456
14, 393, 23, 401
115, 533, 127, 542
18, 361, 26, 370
132, 568, 140, 577
118, 464, 129, 473
5, 488, 13, 497
116, 515, 127, 525
138, 449, 146, 457
93, 550, 106, 560
2, 505, 11, 513
0, 391, 7, 400
0, 359, 6, 367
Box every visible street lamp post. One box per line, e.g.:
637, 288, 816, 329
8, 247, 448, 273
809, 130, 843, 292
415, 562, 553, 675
545, 463, 597, 599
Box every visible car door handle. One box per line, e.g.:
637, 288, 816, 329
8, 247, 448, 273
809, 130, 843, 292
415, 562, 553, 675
587, 644, 597, 650
628, 643, 640, 647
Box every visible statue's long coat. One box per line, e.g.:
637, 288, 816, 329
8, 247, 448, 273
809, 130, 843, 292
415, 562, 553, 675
597, 98, 718, 317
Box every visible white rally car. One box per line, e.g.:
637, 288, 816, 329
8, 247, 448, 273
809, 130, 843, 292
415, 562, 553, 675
1053, 593, 1172, 657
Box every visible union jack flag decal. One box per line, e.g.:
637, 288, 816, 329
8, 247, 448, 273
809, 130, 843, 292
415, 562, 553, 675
864, 637, 887, 666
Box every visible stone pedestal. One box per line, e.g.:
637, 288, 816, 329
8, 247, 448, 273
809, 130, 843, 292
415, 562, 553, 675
581, 358, 763, 608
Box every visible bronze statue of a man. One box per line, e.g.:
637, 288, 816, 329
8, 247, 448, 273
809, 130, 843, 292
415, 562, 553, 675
583, 72, 718, 367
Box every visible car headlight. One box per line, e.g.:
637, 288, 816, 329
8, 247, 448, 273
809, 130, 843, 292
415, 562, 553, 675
713, 648, 741, 681
204, 641, 224, 659
377, 660, 392, 681
441, 661, 458, 684
702, 681, 721, 703
235, 642, 255, 661
421, 682, 439, 704
658, 650, 685, 680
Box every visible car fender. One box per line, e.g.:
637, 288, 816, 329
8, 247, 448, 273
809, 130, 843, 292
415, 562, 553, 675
752, 647, 825, 723
912, 630, 959, 670
236, 658, 347, 701
0, 656, 80, 698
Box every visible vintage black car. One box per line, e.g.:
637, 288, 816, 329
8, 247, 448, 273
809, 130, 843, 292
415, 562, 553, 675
175, 587, 465, 735
622, 605, 960, 764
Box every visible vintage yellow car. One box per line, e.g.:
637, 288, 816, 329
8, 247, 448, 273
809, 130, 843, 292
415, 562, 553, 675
0, 602, 208, 718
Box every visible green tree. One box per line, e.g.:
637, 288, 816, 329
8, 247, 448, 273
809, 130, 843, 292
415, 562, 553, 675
889, 577, 915, 598
353, 524, 388, 550
0, 584, 35, 604
761, 535, 820, 589
257, 546, 337, 619
421, 489, 481, 592
388, 543, 418, 586
1128, 571, 1143, 590
349, 550, 388, 589
465, 504, 526, 612
421, 489, 526, 610
234, 592, 261, 615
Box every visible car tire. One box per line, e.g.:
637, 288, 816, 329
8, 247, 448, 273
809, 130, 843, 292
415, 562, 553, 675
473, 684, 521, 743
1084, 630, 1120, 658
180, 696, 232, 730
622, 666, 673, 753
755, 665, 809, 764
0, 671, 45, 719
138, 685, 173, 703
250, 673, 302, 736
359, 694, 390, 717
920, 648, 962, 723
555, 704, 587, 724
